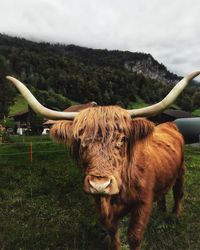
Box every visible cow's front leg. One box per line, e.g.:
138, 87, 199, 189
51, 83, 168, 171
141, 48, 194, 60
106, 222, 121, 250
127, 199, 152, 250
95, 196, 121, 250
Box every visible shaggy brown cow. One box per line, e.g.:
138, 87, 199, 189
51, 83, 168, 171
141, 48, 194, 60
6, 71, 200, 250
50, 106, 185, 250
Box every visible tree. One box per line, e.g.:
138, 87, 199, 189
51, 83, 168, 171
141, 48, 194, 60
177, 93, 193, 112
0, 55, 15, 119
193, 91, 200, 109
28, 107, 43, 135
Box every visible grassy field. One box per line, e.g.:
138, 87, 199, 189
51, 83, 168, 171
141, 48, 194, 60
9, 93, 78, 117
0, 136, 200, 250
9, 95, 28, 116
192, 108, 200, 117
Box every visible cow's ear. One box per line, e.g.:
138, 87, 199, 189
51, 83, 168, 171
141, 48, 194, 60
131, 118, 154, 141
50, 121, 73, 145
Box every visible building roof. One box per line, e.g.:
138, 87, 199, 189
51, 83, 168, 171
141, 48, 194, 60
63, 101, 97, 112
162, 109, 194, 118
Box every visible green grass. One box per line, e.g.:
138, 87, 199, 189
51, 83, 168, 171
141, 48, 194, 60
0, 136, 104, 250
127, 96, 148, 109
128, 101, 149, 109
192, 108, 200, 116
128, 102, 148, 109
8, 92, 77, 117
9, 95, 28, 116
128, 99, 179, 111
0, 137, 200, 249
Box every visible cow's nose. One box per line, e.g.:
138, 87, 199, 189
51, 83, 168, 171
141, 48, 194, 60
87, 176, 112, 194
84, 175, 119, 195
89, 178, 111, 192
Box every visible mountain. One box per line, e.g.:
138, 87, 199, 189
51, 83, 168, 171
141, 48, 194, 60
51, 44, 180, 84
0, 33, 199, 119
0, 33, 180, 84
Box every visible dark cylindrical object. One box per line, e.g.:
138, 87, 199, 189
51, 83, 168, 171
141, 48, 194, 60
174, 118, 200, 144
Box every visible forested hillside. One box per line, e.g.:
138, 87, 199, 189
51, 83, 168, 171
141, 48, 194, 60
0, 33, 200, 119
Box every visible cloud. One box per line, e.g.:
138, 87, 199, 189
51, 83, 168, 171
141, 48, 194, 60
0, 0, 200, 75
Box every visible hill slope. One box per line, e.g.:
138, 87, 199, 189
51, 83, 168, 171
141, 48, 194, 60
0, 33, 199, 118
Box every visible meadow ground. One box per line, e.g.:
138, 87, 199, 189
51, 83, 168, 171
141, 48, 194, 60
0, 136, 200, 250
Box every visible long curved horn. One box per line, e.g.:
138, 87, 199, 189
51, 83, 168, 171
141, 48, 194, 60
128, 71, 200, 117
6, 76, 78, 120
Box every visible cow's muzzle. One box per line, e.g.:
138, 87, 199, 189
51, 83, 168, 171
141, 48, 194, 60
84, 175, 119, 195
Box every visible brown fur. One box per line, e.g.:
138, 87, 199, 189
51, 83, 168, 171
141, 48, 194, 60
51, 106, 185, 250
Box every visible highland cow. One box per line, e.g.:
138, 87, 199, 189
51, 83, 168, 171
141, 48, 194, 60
6, 71, 200, 250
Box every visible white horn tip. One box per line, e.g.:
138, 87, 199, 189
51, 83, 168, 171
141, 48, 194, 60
187, 71, 200, 80
6, 76, 14, 81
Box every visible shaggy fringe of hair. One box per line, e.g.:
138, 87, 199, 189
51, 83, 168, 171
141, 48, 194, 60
50, 106, 154, 145
50, 106, 155, 155
72, 106, 132, 144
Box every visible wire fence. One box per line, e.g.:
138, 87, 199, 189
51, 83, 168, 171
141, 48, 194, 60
0, 139, 66, 160
0, 150, 65, 156
0, 141, 53, 145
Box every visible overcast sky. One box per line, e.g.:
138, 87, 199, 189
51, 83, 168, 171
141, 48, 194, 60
0, 0, 199, 75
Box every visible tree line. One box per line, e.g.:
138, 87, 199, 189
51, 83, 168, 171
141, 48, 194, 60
0, 33, 200, 120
